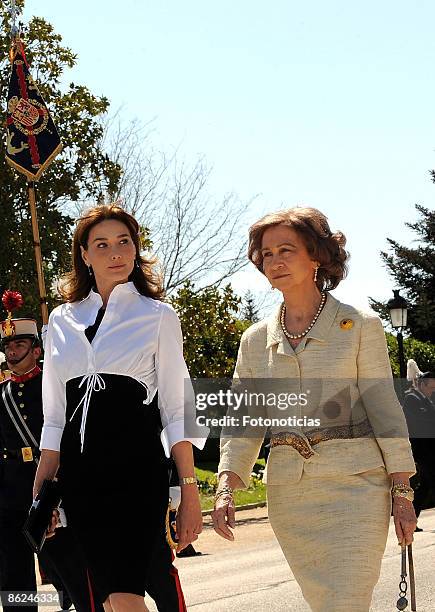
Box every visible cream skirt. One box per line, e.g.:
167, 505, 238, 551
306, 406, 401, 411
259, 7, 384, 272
267, 466, 392, 612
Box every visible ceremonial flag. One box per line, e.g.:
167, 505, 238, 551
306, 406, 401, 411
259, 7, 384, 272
6, 38, 62, 181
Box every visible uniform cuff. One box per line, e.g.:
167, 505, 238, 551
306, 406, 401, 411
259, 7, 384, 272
160, 420, 209, 458
40, 425, 63, 451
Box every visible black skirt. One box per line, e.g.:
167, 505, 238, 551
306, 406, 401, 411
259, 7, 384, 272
58, 374, 170, 603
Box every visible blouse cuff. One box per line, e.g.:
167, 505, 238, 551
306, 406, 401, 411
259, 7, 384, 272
39, 425, 63, 452
160, 420, 209, 458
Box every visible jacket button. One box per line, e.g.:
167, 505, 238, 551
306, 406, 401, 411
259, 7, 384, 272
23, 415, 27, 420
19, 383, 24, 388
18, 391, 23, 396
19, 403, 25, 408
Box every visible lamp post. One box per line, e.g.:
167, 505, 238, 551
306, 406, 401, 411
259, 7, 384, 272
387, 289, 408, 380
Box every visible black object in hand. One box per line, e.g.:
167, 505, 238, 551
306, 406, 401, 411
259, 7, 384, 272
22, 479, 61, 553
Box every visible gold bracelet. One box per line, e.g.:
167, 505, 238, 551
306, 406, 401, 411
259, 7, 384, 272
180, 476, 197, 485
392, 483, 414, 502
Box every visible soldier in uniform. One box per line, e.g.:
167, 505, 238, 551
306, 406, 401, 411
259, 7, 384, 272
403, 360, 435, 529
0, 291, 103, 612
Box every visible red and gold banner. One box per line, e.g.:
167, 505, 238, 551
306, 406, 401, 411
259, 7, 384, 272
6, 38, 62, 181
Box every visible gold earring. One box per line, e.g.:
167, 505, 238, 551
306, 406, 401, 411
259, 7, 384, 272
314, 265, 319, 282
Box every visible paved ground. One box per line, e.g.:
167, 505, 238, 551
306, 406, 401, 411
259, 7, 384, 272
33, 506, 435, 611
146, 507, 435, 612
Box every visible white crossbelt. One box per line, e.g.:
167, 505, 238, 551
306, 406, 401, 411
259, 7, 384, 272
2, 381, 39, 448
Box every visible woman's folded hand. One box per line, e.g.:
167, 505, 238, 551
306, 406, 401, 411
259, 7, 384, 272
212, 493, 236, 541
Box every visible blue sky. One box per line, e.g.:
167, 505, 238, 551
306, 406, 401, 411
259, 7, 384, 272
23, 0, 435, 312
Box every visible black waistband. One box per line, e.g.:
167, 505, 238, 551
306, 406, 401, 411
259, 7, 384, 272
1, 447, 40, 461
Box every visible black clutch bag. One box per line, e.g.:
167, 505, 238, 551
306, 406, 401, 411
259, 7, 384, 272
22, 479, 61, 553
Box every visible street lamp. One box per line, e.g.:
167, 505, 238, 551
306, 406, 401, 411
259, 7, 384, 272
387, 289, 408, 380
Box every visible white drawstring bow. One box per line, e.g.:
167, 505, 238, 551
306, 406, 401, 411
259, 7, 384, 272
69, 373, 106, 452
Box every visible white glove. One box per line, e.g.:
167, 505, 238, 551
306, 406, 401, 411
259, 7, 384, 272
56, 506, 68, 528
169, 486, 181, 510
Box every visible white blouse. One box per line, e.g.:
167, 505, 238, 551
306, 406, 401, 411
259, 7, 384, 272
40, 282, 208, 456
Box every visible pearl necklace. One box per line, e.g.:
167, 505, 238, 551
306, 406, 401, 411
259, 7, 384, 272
280, 292, 327, 340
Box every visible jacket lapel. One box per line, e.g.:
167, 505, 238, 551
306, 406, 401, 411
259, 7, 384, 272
266, 292, 341, 356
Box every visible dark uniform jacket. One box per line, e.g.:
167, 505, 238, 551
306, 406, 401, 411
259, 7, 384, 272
403, 388, 435, 469
0, 373, 43, 509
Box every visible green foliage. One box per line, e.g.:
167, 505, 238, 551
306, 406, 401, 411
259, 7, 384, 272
370, 204, 435, 343
0, 3, 121, 322
170, 281, 251, 378
196, 460, 266, 511
386, 332, 435, 377
196, 468, 218, 496
241, 289, 259, 323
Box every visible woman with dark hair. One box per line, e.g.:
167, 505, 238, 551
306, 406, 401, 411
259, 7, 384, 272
33, 204, 207, 612
212, 207, 417, 612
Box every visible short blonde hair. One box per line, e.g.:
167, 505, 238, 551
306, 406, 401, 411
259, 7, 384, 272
248, 207, 349, 290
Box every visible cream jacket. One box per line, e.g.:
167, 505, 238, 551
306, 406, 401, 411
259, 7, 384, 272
218, 293, 415, 486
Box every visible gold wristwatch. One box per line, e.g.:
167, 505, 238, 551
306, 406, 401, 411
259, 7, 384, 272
180, 476, 197, 485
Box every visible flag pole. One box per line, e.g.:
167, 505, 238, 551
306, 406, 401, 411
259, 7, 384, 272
6, 4, 62, 326
27, 182, 49, 324
8, 33, 50, 325
8, 3, 48, 324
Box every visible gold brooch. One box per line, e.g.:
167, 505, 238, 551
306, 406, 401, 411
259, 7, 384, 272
340, 318, 354, 330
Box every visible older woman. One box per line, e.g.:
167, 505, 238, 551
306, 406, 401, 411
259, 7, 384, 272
213, 207, 417, 612
33, 204, 207, 612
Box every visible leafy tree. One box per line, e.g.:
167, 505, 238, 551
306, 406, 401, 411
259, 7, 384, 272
241, 290, 259, 324
0, 2, 121, 322
171, 281, 251, 462
386, 333, 435, 378
370, 204, 435, 343
99, 114, 251, 294
170, 281, 249, 378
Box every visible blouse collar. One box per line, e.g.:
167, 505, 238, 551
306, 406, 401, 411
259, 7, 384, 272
64, 282, 141, 330
83, 281, 140, 305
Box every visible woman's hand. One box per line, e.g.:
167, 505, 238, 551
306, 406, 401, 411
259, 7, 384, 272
32, 478, 44, 502
393, 497, 417, 547
33, 449, 60, 499
391, 473, 417, 547
175, 487, 203, 553
212, 493, 236, 541
211, 470, 244, 541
